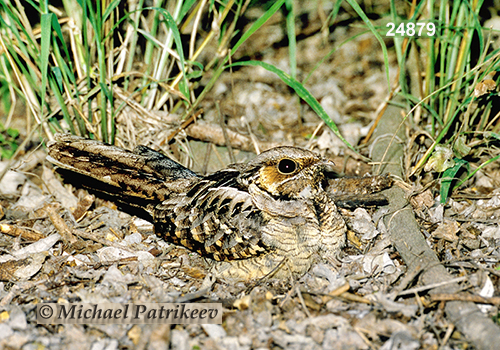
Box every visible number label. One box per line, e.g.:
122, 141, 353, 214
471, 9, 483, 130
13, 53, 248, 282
385, 22, 436, 37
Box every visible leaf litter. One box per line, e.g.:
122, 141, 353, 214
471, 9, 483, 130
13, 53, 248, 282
1, 15, 500, 350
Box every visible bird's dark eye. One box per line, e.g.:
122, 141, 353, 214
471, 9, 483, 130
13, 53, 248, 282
277, 158, 297, 174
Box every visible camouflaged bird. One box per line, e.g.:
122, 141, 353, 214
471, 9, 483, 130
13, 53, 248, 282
47, 134, 347, 282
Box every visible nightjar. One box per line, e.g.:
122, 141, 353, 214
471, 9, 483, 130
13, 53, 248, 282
47, 134, 347, 282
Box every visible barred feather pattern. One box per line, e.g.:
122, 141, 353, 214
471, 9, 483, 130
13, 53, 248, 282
47, 134, 347, 282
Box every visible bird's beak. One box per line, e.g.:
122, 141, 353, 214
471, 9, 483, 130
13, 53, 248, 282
319, 159, 336, 173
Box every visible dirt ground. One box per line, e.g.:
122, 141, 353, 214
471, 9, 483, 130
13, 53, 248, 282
1, 3, 500, 350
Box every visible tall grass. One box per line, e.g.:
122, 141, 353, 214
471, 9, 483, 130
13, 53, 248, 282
405, 0, 500, 201
0, 0, 359, 155
347, 0, 500, 201
0, 0, 279, 144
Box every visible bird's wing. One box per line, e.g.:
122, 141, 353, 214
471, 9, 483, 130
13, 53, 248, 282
153, 169, 270, 261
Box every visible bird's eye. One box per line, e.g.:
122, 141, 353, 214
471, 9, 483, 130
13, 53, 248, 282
277, 158, 297, 174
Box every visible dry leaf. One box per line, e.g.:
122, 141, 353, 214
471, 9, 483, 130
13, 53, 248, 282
432, 219, 460, 242
410, 189, 434, 209
474, 79, 496, 97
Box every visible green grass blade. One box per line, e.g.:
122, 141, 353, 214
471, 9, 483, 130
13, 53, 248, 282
102, 0, 121, 22
159, 8, 190, 100
230, 0, 286, 55
440, 158, 468, 204
49, 77, 75, 133
183, 0, 286, 120
40, 13, 52, 117
226, 60, 360, 156
179, 0, 197, 21
285, 0, 296, 78
453, 153, 500, 190
344, 0, 390, 91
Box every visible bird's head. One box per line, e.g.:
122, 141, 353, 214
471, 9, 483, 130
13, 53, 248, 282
238, 147, 335, 199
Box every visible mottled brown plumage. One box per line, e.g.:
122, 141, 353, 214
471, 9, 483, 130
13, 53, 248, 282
47, 134, 348, 281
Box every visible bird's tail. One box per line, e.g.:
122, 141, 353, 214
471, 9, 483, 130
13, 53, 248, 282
47, 134, 199, 214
